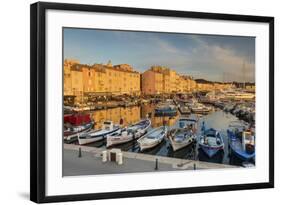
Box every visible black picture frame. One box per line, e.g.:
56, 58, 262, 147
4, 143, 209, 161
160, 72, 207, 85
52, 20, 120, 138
30, 1, 274, 203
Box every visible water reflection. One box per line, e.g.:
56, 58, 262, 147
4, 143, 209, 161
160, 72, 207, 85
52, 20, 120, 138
198, 149, 224, 164
141, 103, 179, 127
90, 103, 179, 129
166, 143, 196, 159
90, 106, 141, 129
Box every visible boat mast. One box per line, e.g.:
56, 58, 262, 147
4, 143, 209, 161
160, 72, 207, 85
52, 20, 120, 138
242, 61, 246, 89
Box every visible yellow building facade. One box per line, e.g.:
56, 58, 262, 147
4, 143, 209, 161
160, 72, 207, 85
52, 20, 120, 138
64, 59, 236, 99
64, 59, 84, 102
81, 63, 141, 95
195, 82, 234, 92
64, 59, 141, 102
245, 84, 255, 92
142, 66, 179, 95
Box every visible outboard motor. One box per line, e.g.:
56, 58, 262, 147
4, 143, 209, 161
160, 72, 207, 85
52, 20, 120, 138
179, 121, 185, 128
201, 121, 206, 133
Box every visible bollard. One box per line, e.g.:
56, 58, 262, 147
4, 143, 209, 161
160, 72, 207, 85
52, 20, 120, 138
155, 158, 158, 170
102, 150, 107, 162
193, 163, 196, 170
78, 147, 82, 158
117, 153, 123, 165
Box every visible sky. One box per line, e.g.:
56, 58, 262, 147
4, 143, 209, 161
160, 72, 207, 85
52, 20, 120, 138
64, 28, 255, 83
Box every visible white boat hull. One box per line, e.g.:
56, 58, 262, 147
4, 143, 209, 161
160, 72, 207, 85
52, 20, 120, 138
106, 119, 151, 147
106, 135, 133, 147
106, 130, 148, 147
137, 126, 167, 151
64, 126, 92, 142
78, 135, 105, 145
139, 138, 163, 151
169, 135, 196, 151
78, 127, 120, 145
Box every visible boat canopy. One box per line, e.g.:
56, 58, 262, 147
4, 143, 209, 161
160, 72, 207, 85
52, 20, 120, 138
179, 118, 197, 122
64, 114, 91, 126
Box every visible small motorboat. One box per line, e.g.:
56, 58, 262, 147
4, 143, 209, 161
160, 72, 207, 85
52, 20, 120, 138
64, 122, 93, 143
190, 103, 212, 114
168, 118, 197, 151
106, 119, 151, 147
78, 121, 120, 145
155, 105, 177, 116
178, 105, 191, 115
198, 122, 224, 158
227, 122, 255, 161
137, 126, 168, 151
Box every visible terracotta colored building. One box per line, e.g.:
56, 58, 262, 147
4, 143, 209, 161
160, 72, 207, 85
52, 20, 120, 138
141, 66, 198, 95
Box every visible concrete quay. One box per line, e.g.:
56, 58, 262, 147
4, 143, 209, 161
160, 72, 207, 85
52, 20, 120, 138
63, 144, 239, 176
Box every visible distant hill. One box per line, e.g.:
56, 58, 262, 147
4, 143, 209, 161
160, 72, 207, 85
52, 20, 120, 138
195, 78, 255, 85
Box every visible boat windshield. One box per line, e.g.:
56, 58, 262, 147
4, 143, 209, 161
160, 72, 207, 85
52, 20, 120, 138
204, 136, 221, 146
147, 129, 164, 139
104, 121, 112, 125
244, 132, 254, 142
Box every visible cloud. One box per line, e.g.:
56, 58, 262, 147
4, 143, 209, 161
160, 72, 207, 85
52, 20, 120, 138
182, 38, 255, 82
134, 35, 255, 82
154, 38, 180, 54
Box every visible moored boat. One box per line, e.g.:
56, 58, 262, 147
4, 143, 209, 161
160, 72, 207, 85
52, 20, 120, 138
178, 105, 191, 115
78, 121, 120, 145
64, 122, 93, 143
137, 126, 168, 151
106, 119, 151, 147
198, 123, 224, 158
155, 105, 177, 116
64, 113, 93, 143
168, 118, 197, 151
227, 122, 255, 161
190, 103, 212, 114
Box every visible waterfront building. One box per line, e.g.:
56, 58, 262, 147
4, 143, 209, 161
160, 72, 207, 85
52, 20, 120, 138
196, 82, 214, 92
180, 75, 196, 92
81, 62, 141, 96
64, 59, 141, 103
64, 59, 84, 103
141, 65, 199, 95
245, 84, 255, 92
65, 59, 239, 101
141, 68, 164, 95
142, 66, 181, 95
213, 83, 234, 91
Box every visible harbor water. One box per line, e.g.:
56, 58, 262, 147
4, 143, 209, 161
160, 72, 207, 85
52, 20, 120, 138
73, 103, 254, 167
